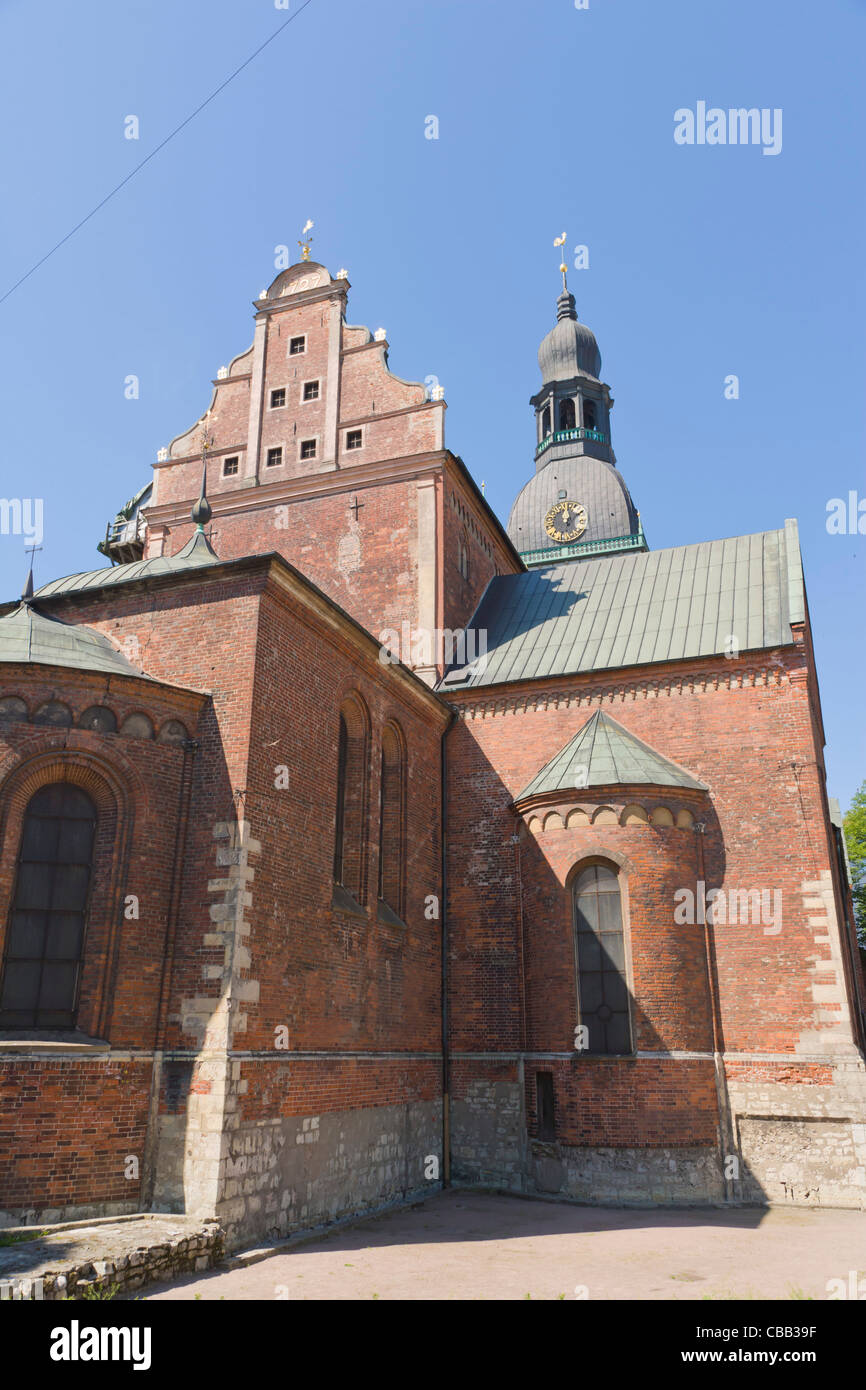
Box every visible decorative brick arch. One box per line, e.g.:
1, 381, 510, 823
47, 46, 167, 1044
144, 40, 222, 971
0, 744, 140, 1039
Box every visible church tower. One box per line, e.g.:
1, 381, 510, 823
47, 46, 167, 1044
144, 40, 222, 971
507, 276, 646, 567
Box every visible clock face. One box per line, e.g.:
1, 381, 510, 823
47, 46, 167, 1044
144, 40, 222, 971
544, 499, 588, 544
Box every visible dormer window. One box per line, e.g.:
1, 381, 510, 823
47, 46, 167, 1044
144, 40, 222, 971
559, 398, 576, 430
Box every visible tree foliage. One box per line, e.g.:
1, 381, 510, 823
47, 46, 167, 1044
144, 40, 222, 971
843, 780, 866, 946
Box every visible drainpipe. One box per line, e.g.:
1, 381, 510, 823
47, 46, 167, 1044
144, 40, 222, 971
696, 820, 737, 1202
441, 709, 456, 1188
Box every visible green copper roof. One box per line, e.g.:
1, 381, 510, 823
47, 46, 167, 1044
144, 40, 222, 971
516, 709, 707, 802
0, 602, 149, 678
440, 522, 804, 690
35, 529, 220, 599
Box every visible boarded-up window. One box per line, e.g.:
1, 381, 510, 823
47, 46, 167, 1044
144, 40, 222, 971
572, 863, 631, 1055
0, 783, 96, 1028
536, 1071, 555, 1140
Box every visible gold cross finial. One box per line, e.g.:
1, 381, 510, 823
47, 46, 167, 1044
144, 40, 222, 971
553, 231, 568, 290
298, 219, 314, 261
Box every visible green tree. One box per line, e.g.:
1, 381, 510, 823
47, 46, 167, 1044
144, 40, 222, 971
843, 780, 866, 947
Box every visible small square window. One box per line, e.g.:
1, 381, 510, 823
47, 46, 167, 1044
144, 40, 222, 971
303, 380, 319, 402
289, 336, 306, 356
223, 456, 239, 477
270, 388, 286, 409
346, 429, 363, 451
266, 447, 283, 468
300, 439, 317, 460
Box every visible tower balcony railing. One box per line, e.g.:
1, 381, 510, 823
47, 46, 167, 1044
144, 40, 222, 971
519, 521, 647, 567
535, 426, 607, 459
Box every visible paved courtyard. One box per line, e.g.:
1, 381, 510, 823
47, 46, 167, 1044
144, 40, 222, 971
143, 1190, 866, 1301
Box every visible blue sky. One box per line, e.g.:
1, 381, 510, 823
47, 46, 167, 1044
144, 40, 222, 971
0, 0, 863, 809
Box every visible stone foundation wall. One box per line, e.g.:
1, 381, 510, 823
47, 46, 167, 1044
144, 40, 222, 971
152, 1096, 443, 1250
728, 1058, 866, 1208
451, 1076, 724, 1202
451, 1067, 866, 1208
525, 1143, 724, 1204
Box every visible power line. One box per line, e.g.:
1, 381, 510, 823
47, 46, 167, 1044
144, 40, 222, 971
0, 0, 318, 308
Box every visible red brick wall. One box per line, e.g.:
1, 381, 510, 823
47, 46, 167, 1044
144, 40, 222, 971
158, 478, 423, 645
238, 581, 446, 1056
523, 1058, 718, 1147
0, 667, 205, 1049
518, 818, 713, 1055
447, 650, 846, 1057
445, 644, 852, 1151
0, 1060, 151, 1212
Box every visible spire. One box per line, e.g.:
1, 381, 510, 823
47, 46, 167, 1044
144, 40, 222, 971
552, 231, 579, 323
191, 459, 212, 531
22, 542, 41, 603
556, 288, 578, 322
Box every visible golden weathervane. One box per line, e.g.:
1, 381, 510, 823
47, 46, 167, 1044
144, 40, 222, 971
298, 219, 314, 261
553, 231, 568, 290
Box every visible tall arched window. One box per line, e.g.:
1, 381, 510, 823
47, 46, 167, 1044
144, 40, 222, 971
378, 724, 405, 919
0, 783, 97, 1028
572, 862, 631, 1055
332, 696, 370, 906
559, 397, 576, 430
540, 405, 551, 439
333, 714, 349, 885
584, 399, 597, 430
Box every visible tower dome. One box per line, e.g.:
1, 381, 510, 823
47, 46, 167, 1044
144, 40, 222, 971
537, 289, 602, 383
506, 276, 646, 567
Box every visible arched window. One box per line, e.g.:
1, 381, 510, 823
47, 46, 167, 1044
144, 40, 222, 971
584, 399, 597, 431
572, 862, 631, 1055
378, 724, 405, 919
0, 783, 97, 1028
540, 405, 551, 439
333, 714, 349, 885
559, 397, 576, 430
332, 697, 370, 906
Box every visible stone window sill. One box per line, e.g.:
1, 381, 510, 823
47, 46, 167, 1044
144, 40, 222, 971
331, 883, 367, 918
377, 900, 407, 930
0, 1030, 110, 1055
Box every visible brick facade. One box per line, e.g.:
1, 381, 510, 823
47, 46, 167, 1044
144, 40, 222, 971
1, 258, 863, 1244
